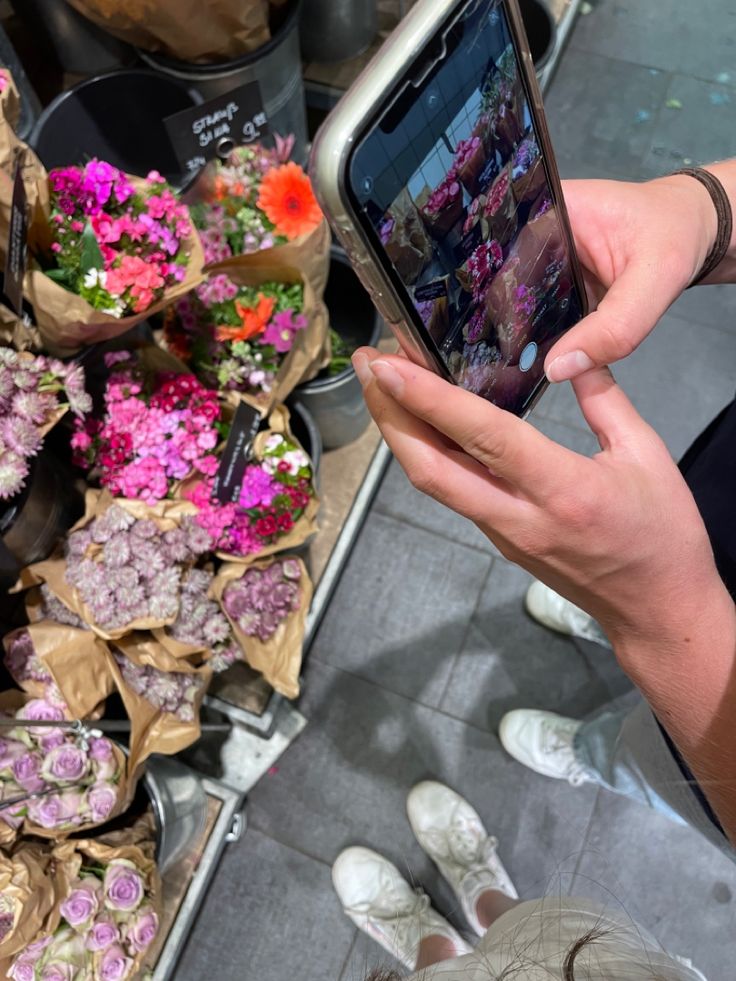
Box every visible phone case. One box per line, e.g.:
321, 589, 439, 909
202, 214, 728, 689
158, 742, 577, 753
310, 0, 588, 411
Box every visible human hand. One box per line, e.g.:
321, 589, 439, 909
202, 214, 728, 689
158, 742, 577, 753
544, 175, 718, 382
354, 349, 728, 665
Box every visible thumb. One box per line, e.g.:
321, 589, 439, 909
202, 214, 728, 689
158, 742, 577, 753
544, 261, 677, 382
571, 366, 647, 450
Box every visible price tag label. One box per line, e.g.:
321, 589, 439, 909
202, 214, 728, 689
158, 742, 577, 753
164, 82, 269, 175
414, 279, 448, 302
212, 401, 264, 504
478, 157, 499, 192
4, 150, 28, 315
455, 223, 484, 264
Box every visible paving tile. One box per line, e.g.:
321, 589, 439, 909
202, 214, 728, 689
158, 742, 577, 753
177, 828, 354, 981
670, 282, 736, 335
544, 48, 672, 180
310, 511, 493, 706
570, 0, 736, 87
570, 790, 736, 979
439, 558, 627, 732
374, 457, 499, 556
539, 310, 736, 459
641, 73, 736, 178
248, 661, 599, 906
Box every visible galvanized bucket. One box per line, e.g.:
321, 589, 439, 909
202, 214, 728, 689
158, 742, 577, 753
300, 0, 378, 63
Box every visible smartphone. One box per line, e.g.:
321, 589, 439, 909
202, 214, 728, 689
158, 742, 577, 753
310, 0, 588, 416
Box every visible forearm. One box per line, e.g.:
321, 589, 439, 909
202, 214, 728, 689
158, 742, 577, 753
614, 578, 736, 845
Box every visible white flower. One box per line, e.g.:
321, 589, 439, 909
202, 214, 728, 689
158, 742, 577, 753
264, 434, 285, 453
283, 450, 309, 474
83, 268, 107, 289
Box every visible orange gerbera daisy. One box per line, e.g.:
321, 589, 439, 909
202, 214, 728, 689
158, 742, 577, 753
256, 162, 323, 240
215, 293, 276, 343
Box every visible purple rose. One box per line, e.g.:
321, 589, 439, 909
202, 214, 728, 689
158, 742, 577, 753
60, 883, 99, 928
127, 907, 159, 953
8, 959, 34, 981
92, 751, 118, 782
85, 917, 120, 952
88, 737, 113, 762
40, 729, 66, 752
41, 745, 89, 785
40, 962, 76, 981
19, 699, 65, 723
28, 791, 83, 829
98, 943, 133, 981
87, 783, 118, 823
0, 737, 26, 773
103, 861, 144, 913
12, 751, 45, 793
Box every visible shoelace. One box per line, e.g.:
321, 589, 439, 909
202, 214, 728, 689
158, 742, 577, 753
344, 887, 432, 962
540, 719, 590, 787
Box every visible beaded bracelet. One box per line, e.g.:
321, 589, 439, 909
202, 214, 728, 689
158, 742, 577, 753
672, 166, 733, 285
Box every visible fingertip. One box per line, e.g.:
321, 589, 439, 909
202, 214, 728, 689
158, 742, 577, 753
545, 350, 595, 383
351, 350, 373, 387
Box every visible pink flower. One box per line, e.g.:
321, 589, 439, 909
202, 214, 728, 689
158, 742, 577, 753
60, 883, 99, 928
98, 944, 133, 981
87, 783, 118, 823
86, 917, 120, 952
104, 861, 144, 913
127, 907, 159, 953
41, 745, 89, 784
12, 751, 45, 793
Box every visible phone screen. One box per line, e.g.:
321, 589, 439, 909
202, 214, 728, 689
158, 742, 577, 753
347, 0, 585, 414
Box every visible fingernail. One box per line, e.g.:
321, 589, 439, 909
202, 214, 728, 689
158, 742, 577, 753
352, 351, 373, 387
369, 359, 404, 397
546, 350, 595, 383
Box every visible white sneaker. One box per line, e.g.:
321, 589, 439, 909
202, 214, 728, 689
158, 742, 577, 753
499, 709, 595, 787
525, 581, 611, 647
407, 782, 518, 936
332, 846, 472, 970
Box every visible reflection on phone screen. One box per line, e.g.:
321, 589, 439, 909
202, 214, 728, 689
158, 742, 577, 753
348, 0, 583, 414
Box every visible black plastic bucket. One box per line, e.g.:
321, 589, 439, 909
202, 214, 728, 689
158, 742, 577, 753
519, 0, 557, 73
29, 69, 201, 191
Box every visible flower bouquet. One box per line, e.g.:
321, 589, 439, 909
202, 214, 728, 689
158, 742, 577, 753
379, 189, 434, 285
192, 140, 331, 310
0, 843, 64, 962
3, 615, 113, 720
16, 492, 212, 641
5, 835, 160, 981
412, 280, 450, 348
0, 349, 91, 503
212, 555, 312, 699
418, 173, 464, 240
0, 78, 204, 355
164, 257, 329, 413
71, 349, 222, 505
482, 165, 518, 250
456, 239, 504, 305
454, 136, 488, 199
510, 135, 546, 207
108, 635, 212, 763
0, 691, 129, 843
182, 405, 319, 563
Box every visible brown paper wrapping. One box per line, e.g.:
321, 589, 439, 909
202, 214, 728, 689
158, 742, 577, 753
417, 187, 465, 241
108, 635, 212, 764
212, 555, 311, 699
383, 189, 434, 286
3, 619, 113, 718
0, 690, 133, 843
15, 490, 198, 641
0, 305, 41, 351
170, 258, 329, 416
511, 153, 546, 208
0, 843, 64, 960
64, 0, 272, 63
213, 403, 321, 563
0, 81, 205, 356
484, 164, 519, 250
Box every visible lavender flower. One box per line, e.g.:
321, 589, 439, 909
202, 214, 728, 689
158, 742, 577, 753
223, 559, 302, 643
113, 651, 205, 720
169, 568, 242, 672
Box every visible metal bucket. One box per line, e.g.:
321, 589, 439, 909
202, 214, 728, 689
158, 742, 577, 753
138, 0, 308, 163
294, 247, 382, 450
144, 755, 208, 875
29, 70, 202, 192
300, 0, 378, 63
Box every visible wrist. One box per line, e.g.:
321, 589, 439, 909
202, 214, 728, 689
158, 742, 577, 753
701, 161, 736, 282
653, 171, 719, 283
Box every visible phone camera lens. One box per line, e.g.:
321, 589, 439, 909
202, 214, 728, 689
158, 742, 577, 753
361, 175, 374, 196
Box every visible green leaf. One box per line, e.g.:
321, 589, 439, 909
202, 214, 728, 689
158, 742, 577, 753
45, 267, 71, 282
80, 221, 105, 274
